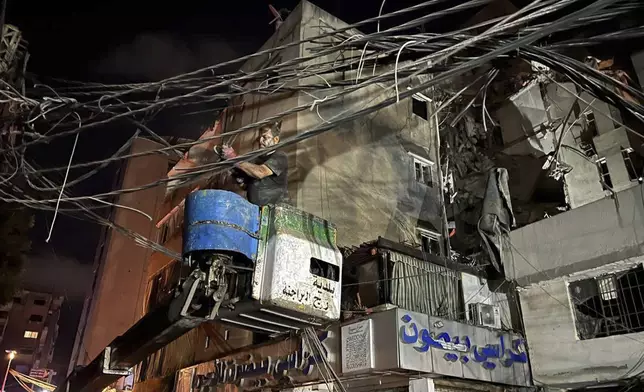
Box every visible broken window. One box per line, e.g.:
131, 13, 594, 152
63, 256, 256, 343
412, 155, 434, 187
158, 224, 169, 244
597, 157, 613, 190
417, 228, 442, 255
412, 96, 429, 120
569, 264, 644, 340
583, 111, 598, 137
622, 147, 642, 182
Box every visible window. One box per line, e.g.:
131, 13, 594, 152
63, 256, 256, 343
24, 331, 38, 339
622, 147, 642, 182
410, 154, 434, 187
158, 224, 169, 244
0, 311, 8, 320
412, 96, 428, 120
583, 111, 598, 137
33, 299, 46, 306
310, 257, 340, 282
28, 315, 43, 323
597, 157, 613, 190
569, 264, 644, 340
418, 228, 442, 255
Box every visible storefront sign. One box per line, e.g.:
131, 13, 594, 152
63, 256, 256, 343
192, 331, 334, 391
399, 313, 527, 370
394, 309, 531, 386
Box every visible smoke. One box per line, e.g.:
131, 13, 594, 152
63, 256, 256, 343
94, 32, 243, 81
21, 252, 93, 299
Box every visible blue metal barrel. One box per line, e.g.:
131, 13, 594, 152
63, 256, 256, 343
183, 190, 261, 262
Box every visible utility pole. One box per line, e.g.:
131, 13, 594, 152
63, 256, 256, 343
1, 350, 16, 392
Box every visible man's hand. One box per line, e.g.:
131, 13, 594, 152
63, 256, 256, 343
222, 145, 238, 160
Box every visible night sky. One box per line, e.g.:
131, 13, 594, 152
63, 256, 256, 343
4, 0, 404, 380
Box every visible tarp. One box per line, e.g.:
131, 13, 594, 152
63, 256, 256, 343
478, 168, 515, 273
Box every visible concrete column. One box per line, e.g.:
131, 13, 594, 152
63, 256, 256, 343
409, 377, 436, 392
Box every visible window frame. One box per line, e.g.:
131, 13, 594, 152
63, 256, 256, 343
412, 96, 429, 120
417, 227, 442, 256
596, 157, 613, 190
567, 263, 644, 341
409, 152, 435, 188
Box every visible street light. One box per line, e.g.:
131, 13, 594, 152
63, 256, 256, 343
1, 350, 17, 392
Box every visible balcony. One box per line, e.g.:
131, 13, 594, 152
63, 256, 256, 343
505, 185, 644, 285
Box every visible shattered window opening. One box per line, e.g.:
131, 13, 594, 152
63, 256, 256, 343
597, 158, 613, 190
584, 111, 598, 137
621, 147, 640, 182
412, 96, 429, 120
158, 224, 169, 245
569, 264, 644, 340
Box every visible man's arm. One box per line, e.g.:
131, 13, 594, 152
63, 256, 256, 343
236, 162, 274, 179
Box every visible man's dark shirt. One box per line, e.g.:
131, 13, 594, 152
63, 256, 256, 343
246, 151, 288, 206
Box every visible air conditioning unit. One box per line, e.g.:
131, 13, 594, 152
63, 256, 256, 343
469, 303, 501, 329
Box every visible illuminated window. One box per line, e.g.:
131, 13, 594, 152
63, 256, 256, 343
24, 331, 38, 339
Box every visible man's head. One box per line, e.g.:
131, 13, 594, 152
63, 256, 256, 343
257, 121, 282, 149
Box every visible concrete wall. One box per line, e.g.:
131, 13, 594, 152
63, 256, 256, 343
75, 138, 169, 366
497, 80, 639, 209
224, 1, 442, 248
293, 2, 442, 247
520, 258, 644, 388
505, 184, 644, 284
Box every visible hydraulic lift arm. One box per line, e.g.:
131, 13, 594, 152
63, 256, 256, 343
60, 269, 222, 392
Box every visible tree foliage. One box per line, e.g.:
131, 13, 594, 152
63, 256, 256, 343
0, 205, 34, 305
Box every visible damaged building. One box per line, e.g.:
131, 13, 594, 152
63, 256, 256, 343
59, 0, 644, 392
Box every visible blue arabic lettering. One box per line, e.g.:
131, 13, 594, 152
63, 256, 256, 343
444, 353, 459, 362
399, 314, 420, 344
399, 314, 529, 371
501, 338, 528, 367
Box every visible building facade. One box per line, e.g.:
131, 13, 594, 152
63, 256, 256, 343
73, 2, 538, 392
493, 42, 644, 390
69, 137, 170, 372
0, 291, 63, 387
224, 0, 445, 251
505, 185, 644, 390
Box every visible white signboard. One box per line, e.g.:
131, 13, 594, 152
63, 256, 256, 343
341, 319, 374, 373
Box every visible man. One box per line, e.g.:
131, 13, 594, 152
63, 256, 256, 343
222, 122, 288, 206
